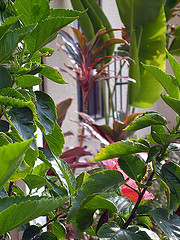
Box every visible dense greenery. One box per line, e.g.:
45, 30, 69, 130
0, 0, 179, 240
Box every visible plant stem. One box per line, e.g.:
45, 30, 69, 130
8, 181, 14, 197
40, 212, 64, 230
123, 171, 154, 229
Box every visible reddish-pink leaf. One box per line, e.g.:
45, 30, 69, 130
57, 98, 72, 127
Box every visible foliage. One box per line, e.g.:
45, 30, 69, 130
58, 27, 128, 114
0, 0, 82, 238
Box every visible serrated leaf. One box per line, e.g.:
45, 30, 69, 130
161, 94, 180, 116
44, 123, 64, 156
0, 196, 68, 235
50, 8, 83, 18
0, 132, 12, 147
98, 222, 160, 239
0, 16, 19, 40
125, 112, 167, 131
15, 75, 42, 88
0, 65, 12, 89
118, 155, 146, 181
51, 222, 66, 240
39, 148, 75, 194
142, 63, 179, 99
0, 139, 32, 190
32, 163, 49, 176
91, 141, 149, 162
74, 196, 117, 232
151, 208, 180, 240
67, 170, 124, 221
14, 0, 50, 25
25, 17, 79, 53
35, 91, 56, 135
39, 65, 67, 84
24, 174, 51, 191
0, 30, 19, 63
8, 107, 36, 140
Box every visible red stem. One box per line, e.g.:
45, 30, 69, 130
123, 171, 154, 229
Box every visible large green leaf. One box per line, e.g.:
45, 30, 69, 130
25, 17, 80, 54
14, 0, 50, 25
0, 30, 19, 63
50, 222, 66, 240
39, 148, 76, 194
24, 174, 51, 191
67, 170, 124, 221
0, 139, 32, 190
15, 75, 42, 88
39, 65, 67, 84
129, 7, 166, 108
0, 196, 68, 235
91, 140, 149, 162
0, 16, 19, 40
125, 112, 167, 131
50, 8, 83, 18
0, 120, 9, 132
115, 0, 163, 30
35, 91, 56, 135
118, 155, 146, 181
0, 88, 32, 108
142, 64, 179, 99
161, 162, 180, 214
8, 107, 36, 141
161, 94, 180, 116
73, 196, 117, 232
166, 51, 180, 86
44, 122, 64, 156
151, 208, 180, 240
0, 65, 12, 89
98, 222, 160, 239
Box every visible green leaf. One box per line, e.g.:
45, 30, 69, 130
0, 88, 31, 108
0, 65, 12, 89
73, 196, 117, 232
91, 140, 149, 162
0, 16, 19, 40
25, 17, 79, 54
166, 51, 180, 86
0, 139, 32, 190
35, 91, 56, 135
127, 7, 166, 108
39, 232, 57, 240
146, 146, 162, 163
39, 148, 75, 194
151, 208, 180, 240
0, 196, 68, 235
0, 30, 19, 63
24, 174, 51, 191
47, 179, 68, 197
125, 112, 167, 131
115, 0, 163, 30
44, 123, 64, 156
161, 94, 180, 116
70, 0, 95, 41
14, 0, 50, 25
161, 162, 180, 214
0, 120, 9, 132
98, 222, 160, 239
67, 170, 124, 221
50, 8, 83, 18
22, 225, 40, 240
118, 155, 146, 181
39, 65, 67, 84
15, 75, 42, 88
10, 161, 32, 182
142, 63, 179, 99
32, 163, 49, 176
51, 222, 66, 240
8, 107, 36, 140
0, 132, 12, 147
